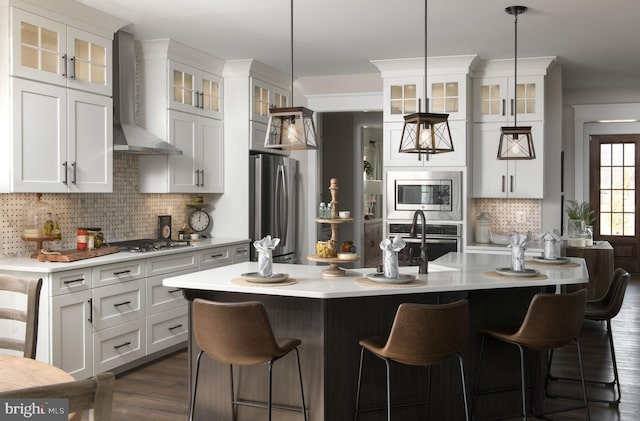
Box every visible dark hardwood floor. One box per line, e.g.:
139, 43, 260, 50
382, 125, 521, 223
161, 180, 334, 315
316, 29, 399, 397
109, 275, 640, 421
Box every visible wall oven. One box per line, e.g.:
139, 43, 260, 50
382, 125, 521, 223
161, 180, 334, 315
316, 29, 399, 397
386, 170, 462, 221
388, 223, 461, 263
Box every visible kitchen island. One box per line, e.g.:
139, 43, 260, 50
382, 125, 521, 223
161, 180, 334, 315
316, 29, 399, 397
164, 253, 588, 421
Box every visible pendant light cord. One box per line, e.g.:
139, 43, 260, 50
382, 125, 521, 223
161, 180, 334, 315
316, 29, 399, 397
424, 0, 428, 112
290, 0, 294, 105
513, 10, 518, 127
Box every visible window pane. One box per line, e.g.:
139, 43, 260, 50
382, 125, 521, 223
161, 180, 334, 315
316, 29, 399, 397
623, 214, 635, 236
173, 71, 183, 88
516, 83, 525, 98
624, 143, 635, 166
404, 84, 416, 99
92, 64, 105, 84
526, 83, 536, 98
184, 75, 193, 91
612, 143, 624, 166
490, 99, 500, 115
41, 28, 58, 52
41, 50, 57, 73
601, 144, 611, 166
611, 167, 624, 189
21, 45, 38, 69
431, 83, 444, 97
624, 167, 635, 189
446, 82, 458, 96
526, 99, 535, 114
624, 190, 635, 213
431, 98, 444, 113
612, 190, 624, 212
611, 213, 624, 235
75, 40, 89, 60
600, 213, 611, 236
600, 190, 611, 212
404, 100, 416, 113
390, 100, 402, 114
173, 87, 182, 103
254, 86, 261, 100
600, 167, 611, 189
446, 98, 458, 113
390, 85, 402, 99
489, 85, 500, 98
92, 44, 106, 65
75, 60, 89, 81
21, 22, 38, 46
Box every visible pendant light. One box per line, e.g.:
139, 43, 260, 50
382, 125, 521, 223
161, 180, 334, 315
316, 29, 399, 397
264, 0, 318, 150
497, 6, 535, 160
398, 0, 454, 159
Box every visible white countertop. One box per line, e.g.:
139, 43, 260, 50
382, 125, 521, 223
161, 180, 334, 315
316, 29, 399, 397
163, 252, 588, 299
0, 237, 250, 273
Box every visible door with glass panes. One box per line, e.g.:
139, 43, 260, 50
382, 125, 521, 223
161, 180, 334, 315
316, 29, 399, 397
589, 134, 640, 272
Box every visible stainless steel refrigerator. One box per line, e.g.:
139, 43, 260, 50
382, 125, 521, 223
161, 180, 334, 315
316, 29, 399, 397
249, 154, 297, 263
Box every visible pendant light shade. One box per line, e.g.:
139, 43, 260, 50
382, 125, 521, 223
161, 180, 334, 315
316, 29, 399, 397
498, 6, 535, 160
398, 0, 454, 158
264, 0, 317, 150
265, 106, 318, 150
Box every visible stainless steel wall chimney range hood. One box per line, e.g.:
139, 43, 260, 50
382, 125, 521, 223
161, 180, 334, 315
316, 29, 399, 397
113, 31, 181, 155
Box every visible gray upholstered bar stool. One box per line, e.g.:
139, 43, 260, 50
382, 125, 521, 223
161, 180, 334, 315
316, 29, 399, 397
548, 268, 630, 404
354, 300, 470, 421
473, 289, 590, 420
189, 299, 307, 421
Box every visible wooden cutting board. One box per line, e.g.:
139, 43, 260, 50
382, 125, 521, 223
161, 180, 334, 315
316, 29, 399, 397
37, 246, 120, 262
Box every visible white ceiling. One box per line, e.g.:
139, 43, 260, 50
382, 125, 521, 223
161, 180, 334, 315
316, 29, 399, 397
77, 0, 640, 90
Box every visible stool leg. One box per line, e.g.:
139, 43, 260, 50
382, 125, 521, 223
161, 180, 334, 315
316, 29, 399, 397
456, 352, 469, 421
267, 361, 274, 421
294, 348, 308, 421
230, 365, 237, 421
354, 347, 365, 421
516, 343, 527, 420
575, 339, 591, 421
384, 357, 392, 421
189, 350, 205, 421
471, 334, 487, 417
606, 320, 622, 404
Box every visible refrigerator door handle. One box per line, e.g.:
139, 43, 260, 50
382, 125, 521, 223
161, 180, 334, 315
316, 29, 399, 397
275, 163, 288, 246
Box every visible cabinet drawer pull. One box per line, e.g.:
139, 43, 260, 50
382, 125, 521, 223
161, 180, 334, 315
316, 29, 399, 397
113, 341, 131, 350
501, 175, 505, 193
211, 253, 224, 258
113, 300, 132, 308
199, 92, 204, 109
63, 278, 84, 285
510, 98, 514, 116
63, 161, 68, 185
69, 56, 76, 80
195, 169, 201, 187
502, 99, 506, 116
71, 161, 77, 185
87, 298, 93, 324
168, 324, 183, 331
200, 169, 204, 188
113, 270, 131, 276
510, 175, 514, 193
236, 249, 248, 255
193, 90, 199, 108
168, 288, 182, 294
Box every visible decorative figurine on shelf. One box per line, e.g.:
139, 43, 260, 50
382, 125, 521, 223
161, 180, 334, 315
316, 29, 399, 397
254, 235, 280, 277
379, 235, 406, 279
509, 234, 528, 272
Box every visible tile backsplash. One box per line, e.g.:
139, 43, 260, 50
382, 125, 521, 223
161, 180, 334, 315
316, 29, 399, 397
472, 198, 542, 236
0, 155, 195, 257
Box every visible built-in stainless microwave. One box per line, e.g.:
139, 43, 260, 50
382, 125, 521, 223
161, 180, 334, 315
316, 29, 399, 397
386, 170, 462, 221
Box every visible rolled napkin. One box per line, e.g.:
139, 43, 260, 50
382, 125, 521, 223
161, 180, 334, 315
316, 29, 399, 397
509, 233, 528, 272
379, 234, 406, 279
540, 230, 562, 260
253, 235, 281, 277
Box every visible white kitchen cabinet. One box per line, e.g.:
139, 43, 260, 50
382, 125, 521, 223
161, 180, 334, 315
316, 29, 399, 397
91, 279, 146, 331
146, 307, 188, 355
169, 60, 222, 120
10, 8, 112, 96
471, 121, 544, 198
10, 78, 112, 193
93, 319, 146, 374
139, 111, 223, 193
51, 289, 93, 380
473, 75, 544, 123
382, 76, 422, 123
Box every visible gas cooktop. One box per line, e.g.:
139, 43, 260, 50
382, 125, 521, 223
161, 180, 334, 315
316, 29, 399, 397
109, 239, 192, 253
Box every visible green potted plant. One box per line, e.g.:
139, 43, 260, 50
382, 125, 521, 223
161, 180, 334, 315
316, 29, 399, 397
565, 200, 595, 241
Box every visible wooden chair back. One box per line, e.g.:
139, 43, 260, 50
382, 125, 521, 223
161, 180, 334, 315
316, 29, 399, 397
0, 275, 42, 358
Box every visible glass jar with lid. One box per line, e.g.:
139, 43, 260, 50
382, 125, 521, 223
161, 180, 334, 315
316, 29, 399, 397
22, 193, 57, 239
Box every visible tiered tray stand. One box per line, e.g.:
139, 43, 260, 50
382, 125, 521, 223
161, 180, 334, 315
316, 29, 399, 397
307, 178, 359, 277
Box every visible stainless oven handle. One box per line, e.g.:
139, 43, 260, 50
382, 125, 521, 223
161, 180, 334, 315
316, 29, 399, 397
398, 237, 458, 245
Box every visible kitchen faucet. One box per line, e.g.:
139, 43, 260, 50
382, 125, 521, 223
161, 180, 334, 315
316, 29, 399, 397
409, 210, 429, 274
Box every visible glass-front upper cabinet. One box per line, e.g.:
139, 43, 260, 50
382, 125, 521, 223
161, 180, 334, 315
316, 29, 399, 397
473, 75, 543, 123
426, 74, 467, 121
11, 8, 111, 96
169, 61, 222, 120
383, 77, 422, 122
250, 78, 289, 124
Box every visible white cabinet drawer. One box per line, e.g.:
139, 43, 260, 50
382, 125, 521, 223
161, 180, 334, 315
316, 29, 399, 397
52, 269, 92, 296
146, 269, 191, 316
146, 307, 188, 354
93, 319, 146, 374
92, 279, 145, 331
92, 260, 145, 287
231, 243, 250, 263
198, 246, 231, 268
146, 252, 197, 277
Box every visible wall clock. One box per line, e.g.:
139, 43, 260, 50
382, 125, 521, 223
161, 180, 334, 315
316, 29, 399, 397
188, 208, 211, 233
